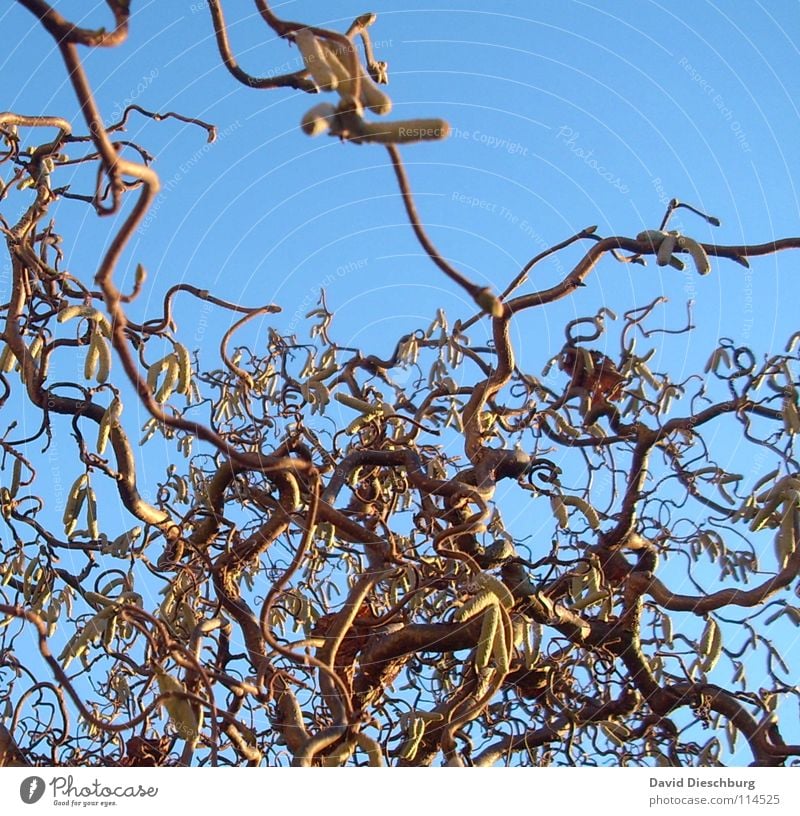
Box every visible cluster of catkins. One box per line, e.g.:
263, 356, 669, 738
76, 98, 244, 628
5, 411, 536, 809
294, 22, 450, 146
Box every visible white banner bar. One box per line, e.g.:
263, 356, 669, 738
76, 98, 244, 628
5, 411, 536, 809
1, 767, 797, 815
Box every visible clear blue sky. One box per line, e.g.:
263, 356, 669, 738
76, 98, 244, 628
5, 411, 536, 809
2, 1, 799, 766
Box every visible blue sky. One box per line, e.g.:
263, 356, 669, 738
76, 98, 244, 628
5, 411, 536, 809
2, 1, 800, 766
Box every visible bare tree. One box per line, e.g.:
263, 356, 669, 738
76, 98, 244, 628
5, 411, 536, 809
1, 1, 799, 768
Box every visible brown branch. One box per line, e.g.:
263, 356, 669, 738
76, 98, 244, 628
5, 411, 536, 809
0, 724, 30, 767
628, 543, 800, 613
666, 682, 789, 766
507, 236, 800, 315
206, 0, 316, 92
385, 144, 503, 317
17, 0, 130, 47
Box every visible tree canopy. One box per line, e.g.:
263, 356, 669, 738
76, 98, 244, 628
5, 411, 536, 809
1, 1, 799, 768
